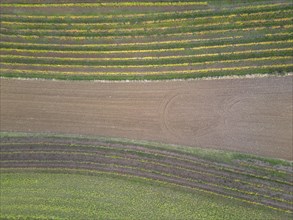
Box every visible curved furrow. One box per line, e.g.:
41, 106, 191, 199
1, 139, 292, 213
1, 141, 291, 187
1, 159, 292, 213
2, 151, 292, 204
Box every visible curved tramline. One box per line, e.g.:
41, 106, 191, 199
0, 0, 292, 80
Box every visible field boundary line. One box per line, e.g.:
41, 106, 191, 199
1, 64, 292, 76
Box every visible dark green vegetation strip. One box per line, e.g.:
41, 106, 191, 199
0, 0, 292, 80
1, 34, 292, 51
1, 9, 291, 27
1, 3, 291, 21
1, 66, 291, 81
0, 132, 293, 216
1, 19, 291, 37
2, 50, 292, 66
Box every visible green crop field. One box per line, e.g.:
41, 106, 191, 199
0, 132, 292, 219
0, 0, 292, 80
0, 172, 290, 220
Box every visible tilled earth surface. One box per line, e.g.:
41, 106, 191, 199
1, 76, 292, 159
0, 136, 292, 214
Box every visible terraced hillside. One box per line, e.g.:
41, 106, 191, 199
0, 133, 292, 219
0, 0, 293, 80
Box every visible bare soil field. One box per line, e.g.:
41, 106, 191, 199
1, 75, 292, 160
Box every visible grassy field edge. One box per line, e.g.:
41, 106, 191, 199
1, 68, 292, 81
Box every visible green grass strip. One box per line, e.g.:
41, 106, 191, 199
1, 65, 292, 80
2, 41, 292, 57
2, 25, 290, 40
1, 50, 291, 66
1, 18, 291, 37
2, 10, 291, 30
1, 33, 291, 51
1, 4, 291, 23
0, 2, 208, 7
0, 35, 243, 50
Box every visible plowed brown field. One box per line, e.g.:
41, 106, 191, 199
1, 75, 292, 160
